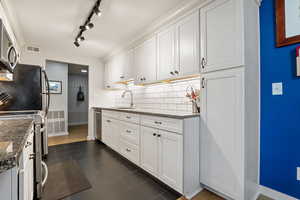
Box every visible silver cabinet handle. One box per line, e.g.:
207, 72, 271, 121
106, 120, 111, 123
126, 130, 132, 133
201, 58, 206, 69
154, 121, 162, 125
106, 85, 111, 88
120, 75, 125, 79
29, 153, 35, 160
201, 78, 205, 89
126, 116, 131, 119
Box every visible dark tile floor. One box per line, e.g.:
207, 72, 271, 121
45, 141, 181, 200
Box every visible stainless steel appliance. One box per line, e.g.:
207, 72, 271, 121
95, 109, 102, 141
0, 63, 50, 199
0, 18, 18, 75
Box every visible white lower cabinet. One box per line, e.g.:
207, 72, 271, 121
101, 111, 200, 198
158, 130, 183, 192
102, 116, 120, 152
200, 67, 244, 199
140, 126, 159, 176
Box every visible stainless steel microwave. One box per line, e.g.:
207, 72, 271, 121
0, 18, 18, 73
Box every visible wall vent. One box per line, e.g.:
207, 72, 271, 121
47, 110, 67, 136
27, 46, 40, 52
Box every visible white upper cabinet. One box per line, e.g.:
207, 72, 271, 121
200, 68, 244, 199
200, 0, 243, 73
157, 26, 176, 80
157, 10, 200, 81
104, 61, 113, 89
113, 49, 134, 82
133, 36, 157, 84
176, 11, 200, 76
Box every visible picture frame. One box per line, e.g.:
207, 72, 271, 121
276, 0, 300, 47
48, 80, 62, 94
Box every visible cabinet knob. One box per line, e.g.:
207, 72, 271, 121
126, 130, 132, 133
157, 134, 161, 138
106, 85, 111, 88
126, 148, 131, 152
106, 120, 111, 123
126, 116, 131, 119
29, 153, 35, 160
174, 70, 179, 74
170, 71, 174, 75
153, 133, 157, 136
120, 75, 125, 79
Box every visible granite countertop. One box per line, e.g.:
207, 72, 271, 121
0, 119, 34, 173
93, 107, 200, 119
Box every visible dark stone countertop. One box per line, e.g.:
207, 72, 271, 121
0, 119, 34, 173
93, 107, 200, 119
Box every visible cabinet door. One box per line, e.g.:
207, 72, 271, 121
140, 126, 158, 176
176, 11, 200, 76
200, 0, 243, 73
134, 36, 157, 84
157, 26, 176, 80
102, 117, 113, 146
200, 68, 244, 199
158, 130, 183, 193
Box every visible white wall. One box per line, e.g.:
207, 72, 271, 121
45, 61, 68, 136
68, 74, 89, 126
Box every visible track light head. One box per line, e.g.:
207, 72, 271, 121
76, 36, 85, 42
94, 7, 102, 16
74, 41, 80, 47
80, 22, 94, 30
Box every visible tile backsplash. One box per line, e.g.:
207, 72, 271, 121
113, 78, 200, 112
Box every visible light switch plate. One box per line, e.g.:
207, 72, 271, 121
297, 167, 300, 181
272, 82, 283, 95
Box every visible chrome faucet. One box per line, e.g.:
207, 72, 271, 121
121, 90, 134, 107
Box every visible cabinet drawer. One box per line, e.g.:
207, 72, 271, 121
141, 115, 183, 134
102, 110, 119, 118
119, 112, 140, 124
120, 140, 140, 165
120, 121, 140, 145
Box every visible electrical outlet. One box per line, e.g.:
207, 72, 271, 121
297, 167, 300, 181
272, 82, 283, 95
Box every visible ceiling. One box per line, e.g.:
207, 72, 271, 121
7, 0, 191, 59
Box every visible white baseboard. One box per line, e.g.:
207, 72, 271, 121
48, 132, 69, 137
258, 185, 298, 200
87, 135, 95, 141
185, 187, 203, 199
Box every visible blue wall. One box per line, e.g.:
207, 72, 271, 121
260, 0, 300, 198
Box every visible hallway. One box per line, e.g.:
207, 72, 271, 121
48, 125, 88, 146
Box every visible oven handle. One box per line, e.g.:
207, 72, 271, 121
41, 161, 48, 187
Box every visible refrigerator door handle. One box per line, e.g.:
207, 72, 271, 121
41, 161, 48, 187
42, 70, 50, 117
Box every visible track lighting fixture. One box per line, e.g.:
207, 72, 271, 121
73, 0, 102, 47
76, 36, 85, 42
74, 41, 80, 47
94, 7, 102, 16
80, 22, 94, 31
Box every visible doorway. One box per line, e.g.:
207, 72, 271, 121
46, 61, 89, 146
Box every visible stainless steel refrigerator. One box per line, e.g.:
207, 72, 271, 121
0, 63, 50, 199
